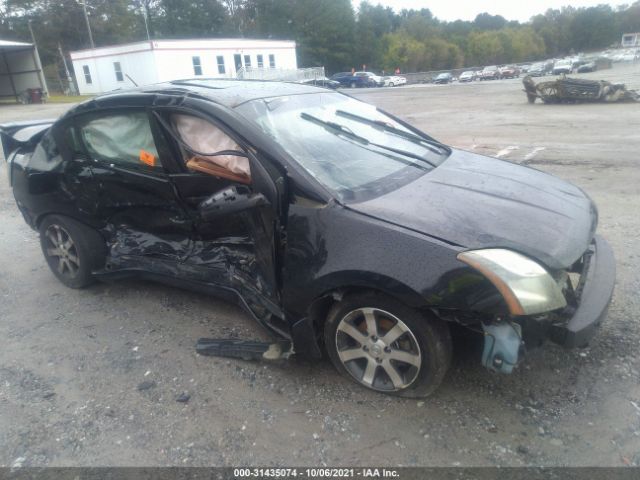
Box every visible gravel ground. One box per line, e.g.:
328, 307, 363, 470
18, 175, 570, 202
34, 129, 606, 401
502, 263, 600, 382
0, 64, 639, 467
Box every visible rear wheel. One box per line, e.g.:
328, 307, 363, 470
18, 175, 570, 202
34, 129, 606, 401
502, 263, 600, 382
39, 215, 106, 289
324, 292, 452, 398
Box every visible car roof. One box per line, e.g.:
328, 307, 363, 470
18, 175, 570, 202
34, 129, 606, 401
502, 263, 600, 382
75, 79, 329, 110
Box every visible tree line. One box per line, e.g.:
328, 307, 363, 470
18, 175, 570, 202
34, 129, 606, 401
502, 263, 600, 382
1, 0, 640, 75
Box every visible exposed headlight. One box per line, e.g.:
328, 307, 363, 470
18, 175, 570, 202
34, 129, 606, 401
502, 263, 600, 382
457, 249, 567, 316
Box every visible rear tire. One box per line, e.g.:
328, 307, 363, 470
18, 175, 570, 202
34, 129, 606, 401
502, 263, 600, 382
39, 215, 107, 289
324, 292, 452, 398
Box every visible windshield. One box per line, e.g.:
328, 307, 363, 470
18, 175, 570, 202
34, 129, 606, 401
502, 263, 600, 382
236, 92, 448, 202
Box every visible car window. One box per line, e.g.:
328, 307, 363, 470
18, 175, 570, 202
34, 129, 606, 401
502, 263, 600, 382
236, 93, 448, 202
170, 113, 251, 184
78, 111, 161, 171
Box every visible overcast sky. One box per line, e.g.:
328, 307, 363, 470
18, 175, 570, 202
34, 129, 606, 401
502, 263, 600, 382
354, 1, 625, 22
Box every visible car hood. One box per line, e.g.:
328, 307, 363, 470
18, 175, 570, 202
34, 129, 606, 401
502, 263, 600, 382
348, 149, 597, 270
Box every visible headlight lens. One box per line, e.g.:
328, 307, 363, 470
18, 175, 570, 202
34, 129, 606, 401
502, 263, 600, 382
457, 249, 567, 316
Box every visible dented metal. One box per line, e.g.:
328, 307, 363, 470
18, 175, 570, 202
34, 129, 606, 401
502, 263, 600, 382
523, 74, 639, 104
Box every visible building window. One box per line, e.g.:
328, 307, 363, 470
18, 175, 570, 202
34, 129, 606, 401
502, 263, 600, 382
244, 54, 251, 68
269, 54, 276, 68
234, 54, 242, 72
114, 62, 124, 82
257, 54, 264, 68
82, 65, 92, 84
192, 56, 202, 76
217, 55, 226, 74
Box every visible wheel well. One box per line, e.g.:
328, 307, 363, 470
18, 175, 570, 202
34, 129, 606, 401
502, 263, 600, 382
307, 286, 407, 336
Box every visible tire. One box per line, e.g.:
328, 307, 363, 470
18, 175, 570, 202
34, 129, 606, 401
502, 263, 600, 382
39, 215, 107, 289
350, 82, 357, 88
324, 292, 452, 398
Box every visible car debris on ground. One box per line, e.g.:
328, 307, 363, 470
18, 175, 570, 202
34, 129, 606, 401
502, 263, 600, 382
523, 75, 639, 104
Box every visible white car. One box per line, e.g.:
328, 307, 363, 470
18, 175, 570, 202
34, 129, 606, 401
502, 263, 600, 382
459, 71, 476, 83
381, 75, 406, 87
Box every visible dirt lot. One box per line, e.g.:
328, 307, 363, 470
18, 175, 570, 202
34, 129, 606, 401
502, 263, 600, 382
1, 64, 639, 467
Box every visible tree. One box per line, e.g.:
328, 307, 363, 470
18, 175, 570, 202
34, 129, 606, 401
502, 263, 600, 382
158, 0, 228, 37
292, 0, 355, 72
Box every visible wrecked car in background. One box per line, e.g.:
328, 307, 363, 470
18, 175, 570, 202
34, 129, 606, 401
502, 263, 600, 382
523, 75, 639, 104
1, 80, 615, 397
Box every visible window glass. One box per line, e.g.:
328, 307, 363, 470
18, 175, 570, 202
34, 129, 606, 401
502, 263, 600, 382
244, 54, 251, 68
216, 55, 225, 74
171, 113, 250, 182
257, 54, 264, 68
236, 93, 448, 202
79, 111, 160, 170
82, 65, 92, 84
192, 56, 202, 76
114, 62, 123, 82
268, 54, 276, 68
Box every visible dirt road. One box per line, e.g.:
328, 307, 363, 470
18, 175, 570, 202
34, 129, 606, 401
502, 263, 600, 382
1, 65, 639, 467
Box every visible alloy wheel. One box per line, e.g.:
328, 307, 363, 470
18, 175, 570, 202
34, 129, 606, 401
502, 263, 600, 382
44, 224, 80, 279
335, 307, 421, 391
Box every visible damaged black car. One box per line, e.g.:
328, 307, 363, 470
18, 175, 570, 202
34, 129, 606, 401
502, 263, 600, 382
1, 79, 615, 397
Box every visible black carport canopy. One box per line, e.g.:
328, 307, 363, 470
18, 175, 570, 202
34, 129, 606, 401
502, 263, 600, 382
0, 39, 48, 100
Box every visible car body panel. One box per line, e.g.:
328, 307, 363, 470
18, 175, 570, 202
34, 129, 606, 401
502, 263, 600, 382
347, 149, 596, 270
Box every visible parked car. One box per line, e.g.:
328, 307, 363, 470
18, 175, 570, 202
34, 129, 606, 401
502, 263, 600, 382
500, 65, 520, 79
480, 65, 501, 80
520, 64, 532, 73
330, 72, 370, 88
553, 59, 573, 75
528, 62, 547, 77
354, 71, 384, 87
382, 75, 407, 87
458, 71, 477, 83
300, 77, 340, 89
434, 72, 453, 84
0, 80, 615, 397
577, 61, 597, 73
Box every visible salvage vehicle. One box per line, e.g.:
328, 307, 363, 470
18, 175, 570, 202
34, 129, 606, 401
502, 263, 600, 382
577, 61, 597, 73
500, 65, 520, 79
553, 59, 573, 75
458, 71, 476, 83
354, 71, 384, 87
329, 72, 369, 88
1, 80, 616, 397
434, 72, 453, 84
528, 62, 547, 77
299, 77, 340, 89
480, 65, 501, 80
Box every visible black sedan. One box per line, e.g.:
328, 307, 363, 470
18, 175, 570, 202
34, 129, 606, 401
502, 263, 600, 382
1, 79, 615, 397
434, 72, 453, 84
299, 77, 340, 89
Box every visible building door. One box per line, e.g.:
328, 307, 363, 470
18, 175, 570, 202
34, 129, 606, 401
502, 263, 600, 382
234, 54, 243, 74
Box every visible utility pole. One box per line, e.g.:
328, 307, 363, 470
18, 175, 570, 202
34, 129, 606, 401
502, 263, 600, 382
79, 0, 95, 49
142, 6, 151, 41
58, 43, 77, 95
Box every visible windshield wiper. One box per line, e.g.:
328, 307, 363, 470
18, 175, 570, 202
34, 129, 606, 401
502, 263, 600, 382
335, 109, 448, 155
300, 112, 437, 168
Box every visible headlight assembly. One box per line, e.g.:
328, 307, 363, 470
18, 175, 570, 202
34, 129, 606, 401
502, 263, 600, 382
457, 249, 567, 316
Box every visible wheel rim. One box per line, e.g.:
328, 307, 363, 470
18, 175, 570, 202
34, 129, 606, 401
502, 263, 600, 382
44, 224, 80, 278
335, 308, 421, 392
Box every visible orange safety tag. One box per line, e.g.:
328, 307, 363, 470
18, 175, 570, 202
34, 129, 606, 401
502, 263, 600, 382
139, 149, 156, 167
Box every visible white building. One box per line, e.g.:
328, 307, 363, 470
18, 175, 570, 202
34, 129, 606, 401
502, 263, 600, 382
69, 38, 297, 95
621, 33, 640, 48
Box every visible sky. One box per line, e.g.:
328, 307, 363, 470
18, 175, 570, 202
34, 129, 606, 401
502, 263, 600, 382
354, 1, 626, 22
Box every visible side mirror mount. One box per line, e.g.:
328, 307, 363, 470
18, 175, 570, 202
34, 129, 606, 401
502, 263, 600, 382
198, 186, 269, 221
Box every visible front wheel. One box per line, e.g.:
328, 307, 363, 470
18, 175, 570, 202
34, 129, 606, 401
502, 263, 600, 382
39, 215, 107, 289
324, 292, 452, 398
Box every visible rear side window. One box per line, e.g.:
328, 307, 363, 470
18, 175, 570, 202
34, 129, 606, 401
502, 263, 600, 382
78, 111, 161, 170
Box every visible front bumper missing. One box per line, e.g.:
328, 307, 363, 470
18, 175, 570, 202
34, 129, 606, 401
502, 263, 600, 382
549, 235, 616, 348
